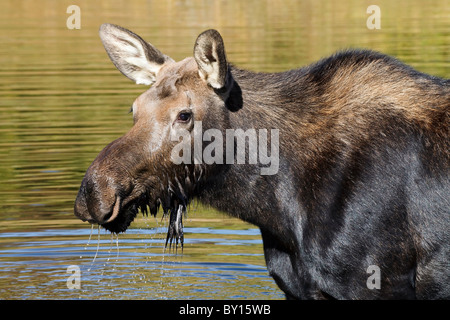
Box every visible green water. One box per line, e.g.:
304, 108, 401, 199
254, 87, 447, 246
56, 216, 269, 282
0, 0, 448, 299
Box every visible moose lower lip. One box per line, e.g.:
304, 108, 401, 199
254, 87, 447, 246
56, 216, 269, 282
100, 196, 144, 233
102, 196, 122, 224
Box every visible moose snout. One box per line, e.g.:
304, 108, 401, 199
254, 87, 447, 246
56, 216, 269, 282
74, 174, 122, 225
74, 134, 143, 227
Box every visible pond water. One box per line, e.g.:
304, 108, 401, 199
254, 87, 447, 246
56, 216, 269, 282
0, 0, 448, 300
0, 215, 279, 299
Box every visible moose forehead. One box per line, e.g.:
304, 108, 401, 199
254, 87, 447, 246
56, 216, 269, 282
134, 57, 202, 114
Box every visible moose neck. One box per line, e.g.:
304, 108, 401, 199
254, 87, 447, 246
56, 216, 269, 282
196, 66, 305, 235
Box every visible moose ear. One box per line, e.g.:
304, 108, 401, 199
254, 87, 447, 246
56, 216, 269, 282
194, 29, 231, 91
99, 23, 173, 85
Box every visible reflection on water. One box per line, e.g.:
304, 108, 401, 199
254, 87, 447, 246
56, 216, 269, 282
0, 0, 448, 299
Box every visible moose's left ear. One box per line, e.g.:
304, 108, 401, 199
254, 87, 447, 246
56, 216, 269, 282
194, 29, 232, 91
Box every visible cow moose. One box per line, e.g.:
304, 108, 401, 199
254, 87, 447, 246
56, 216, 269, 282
74, 24, 449, 299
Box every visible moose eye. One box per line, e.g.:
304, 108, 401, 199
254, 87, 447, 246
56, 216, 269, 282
177, 111, 192, 122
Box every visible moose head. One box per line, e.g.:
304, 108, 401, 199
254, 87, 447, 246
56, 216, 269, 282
74, 24, 239, 246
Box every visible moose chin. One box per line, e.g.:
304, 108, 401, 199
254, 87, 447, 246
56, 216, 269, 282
74, 23, 449, 299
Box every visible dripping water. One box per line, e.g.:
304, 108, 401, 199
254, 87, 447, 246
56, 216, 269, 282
88, 225, 101, 272
80, 223, 95, 259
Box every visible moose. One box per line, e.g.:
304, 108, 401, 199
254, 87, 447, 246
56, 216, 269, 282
74, 24, 449, 299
